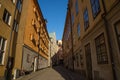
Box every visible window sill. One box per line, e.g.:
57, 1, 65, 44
3, 21, 11, 27
93, 9, 101, 20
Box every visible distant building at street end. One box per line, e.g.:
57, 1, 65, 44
56, 40, 63, 65
49, 32, 58, 66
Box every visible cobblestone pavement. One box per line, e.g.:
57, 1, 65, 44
16, 66, 83, 80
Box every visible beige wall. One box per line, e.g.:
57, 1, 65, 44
63, 0, 120, 80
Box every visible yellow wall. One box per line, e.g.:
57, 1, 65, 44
0, 0, 16, 77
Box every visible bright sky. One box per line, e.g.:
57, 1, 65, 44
38, 0, 68, 40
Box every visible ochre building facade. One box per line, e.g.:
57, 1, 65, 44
0, 0, 22, 79
62, 0, 120, 80
13, 0, 49, 77
0, 0, 49, 79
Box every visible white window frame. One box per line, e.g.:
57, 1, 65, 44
13, 20, 19, 32
12, 0, 16, 3
0, 37, 7, 65
8, 16, 11, 26
3, 9, 11, 26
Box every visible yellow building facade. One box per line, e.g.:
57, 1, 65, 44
0, 0, 21, 79
63, 0, 120, 80
13, 0, 49, 78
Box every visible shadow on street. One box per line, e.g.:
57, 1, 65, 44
52, 65, 81, 80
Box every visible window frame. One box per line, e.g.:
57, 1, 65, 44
114, 20, 120, 51
27, 54, 30, 63
90, 0, 100, 18
13, 20, 19, 32
77, 23, 80, 37
71, 13, 74, 25
3, 9, 11, 26
95, 33, 108, 64
75, 0, 79, 16
0, 37, 7, 65
16, 0, 22, 12
83, 9, 89, 31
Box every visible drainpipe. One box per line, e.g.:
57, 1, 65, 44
37, 29, 40, 71
5, 1, 18, 80
68, 0, 74, 71
101, 0, 117, 80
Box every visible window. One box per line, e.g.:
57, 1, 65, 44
75, 0, 79, 15
90, 0, 100, 18
27, 54, 30, 63
13, 20, 18, 32
84, 9, 89, 30
95, 33, 108, 64
17, 0, 22, 12
71, 14, 74, 25
0, 37, 7, 64
3, 9, 11, 25
77, 23, 80, 37
115, 21, 120, 51
11, 0, 15, 3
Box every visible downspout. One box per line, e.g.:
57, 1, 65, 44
68, 0, 74, 71
5, 0, 18, 80
101, 0, 117, 80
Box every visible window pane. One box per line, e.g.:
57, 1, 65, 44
13, 20, 19, 32
75, 0, 79, 15
91, 0, 94, 5
90, 0, 100, 18
77, 24, 80, 36
95, 33, 108, 64
84, 9, 89, 30
1, 39, 5, 50
0, 37, 6, 64
0, 51, 3, 64
72, 14, 74, 25
3, 9, 11, 25
17, 0, 22, 12
116, 22, 120, 35
3, 10, 7, 22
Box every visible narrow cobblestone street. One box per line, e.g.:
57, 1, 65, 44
16, 66, 82, 80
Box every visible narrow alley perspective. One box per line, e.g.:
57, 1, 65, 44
16, 66, 82, 80
0, 0, 120, 80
